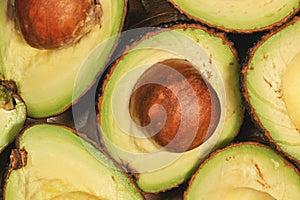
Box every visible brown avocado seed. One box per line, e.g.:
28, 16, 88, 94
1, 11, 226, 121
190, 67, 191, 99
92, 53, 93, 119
15, 0, 101, 49
129, 59, 220, 152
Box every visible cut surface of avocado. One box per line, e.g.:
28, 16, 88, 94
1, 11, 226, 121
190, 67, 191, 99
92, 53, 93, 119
169, 0, 300, 31
0, 0, 126, 118
185, 143, 300, 200
4, 124, 144, 200
282, 53, 300, 130
244, 17, 300, 162
0, 81, 26, 153
98, 25, 243, 192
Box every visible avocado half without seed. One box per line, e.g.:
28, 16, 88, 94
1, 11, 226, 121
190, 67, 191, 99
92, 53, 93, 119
0, 80, 26, 153
168, 0, 300, 32
4, 124, 144, 200
243, 17, 300, 163
185, 142, 300, 199
97, 24, 243, 192
0, 0, 126, 118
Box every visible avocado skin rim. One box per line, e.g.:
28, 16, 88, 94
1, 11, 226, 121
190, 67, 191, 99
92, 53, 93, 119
241, 16, 300, 167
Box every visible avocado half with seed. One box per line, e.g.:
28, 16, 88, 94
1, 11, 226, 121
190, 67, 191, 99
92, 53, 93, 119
0, 80, 26, 153
168, 0, 300, 32
185, 142, 300, 199
0, 0, 126, 118
97, 24, 243, 192
243, 17, 300, 163
3, 124, 144, 200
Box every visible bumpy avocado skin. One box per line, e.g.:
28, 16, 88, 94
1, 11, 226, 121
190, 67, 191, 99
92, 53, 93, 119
185, 143, 300, 200
0, 0, 126, 118
4, 124, 144, 200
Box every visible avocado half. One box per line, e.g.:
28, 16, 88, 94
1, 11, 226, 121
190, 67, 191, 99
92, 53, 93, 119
97, 24, 243, 193
0, 0, 126, 118
0, 80, 26, 153
243, 17, 300, 163
168, 0, 300, 32
3, 124, 144, 200
185, 142, 300, 199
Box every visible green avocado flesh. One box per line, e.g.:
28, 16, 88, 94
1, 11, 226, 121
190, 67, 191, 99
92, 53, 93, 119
169, 0, 300, 31
185, 143, 300, 200
244, 17, 300, 162
0, 84, 26, 152
99, 25, 243, 192
4, 124, 143, 200
0, 0, 125, 118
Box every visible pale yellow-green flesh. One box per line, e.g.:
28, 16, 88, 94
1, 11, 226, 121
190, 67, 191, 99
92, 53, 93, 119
282, 53, 300, 130
170, 0, 299, 30
0, 0, 124, 118
246, 18, 300, 161
0, 98, 26, 152
185, 144, 300, 200
5, 124, 143, 200
100, 27, 243, 192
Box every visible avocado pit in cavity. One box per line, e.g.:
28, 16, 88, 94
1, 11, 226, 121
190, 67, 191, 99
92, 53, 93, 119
129, 58, 220, 152
15, 0, 102, 49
